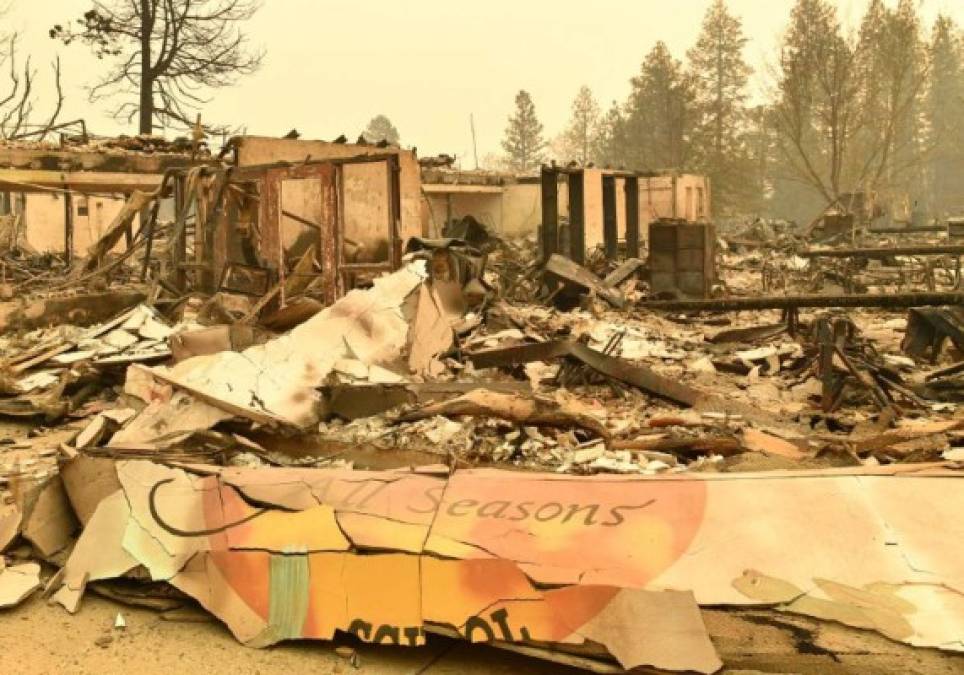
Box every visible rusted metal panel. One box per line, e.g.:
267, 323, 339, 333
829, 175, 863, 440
542, 254, 625, 308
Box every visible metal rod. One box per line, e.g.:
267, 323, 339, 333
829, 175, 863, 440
868, 225, 946, 234
639, 292, 964, 312
798, 244, 964, 259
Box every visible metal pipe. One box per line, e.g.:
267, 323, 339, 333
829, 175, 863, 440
798, 244, 964, 258
868, 225, 945, 234
639, 292, 964, 312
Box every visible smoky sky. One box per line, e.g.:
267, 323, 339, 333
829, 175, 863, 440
10, 1, 964, 163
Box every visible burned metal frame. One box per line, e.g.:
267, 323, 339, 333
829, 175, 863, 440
168, 152, 403, 306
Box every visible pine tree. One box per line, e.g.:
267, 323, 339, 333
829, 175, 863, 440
623, 41, 694, 170
686, 0, 752, 213
926, 15, 964, 214
501, 90, 546, 171
560, 86, 601, 164
594, 102, 628, 167
363, 115, 400, 145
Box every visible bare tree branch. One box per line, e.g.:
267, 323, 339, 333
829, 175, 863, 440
51, 0, 263, 134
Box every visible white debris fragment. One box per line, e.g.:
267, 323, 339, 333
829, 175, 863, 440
333, 359, 369, 380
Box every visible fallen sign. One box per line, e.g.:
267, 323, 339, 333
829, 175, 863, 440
58, 460, 721, 673
55, 459, 964, 669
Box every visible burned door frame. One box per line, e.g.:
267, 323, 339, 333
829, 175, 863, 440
232, 153, 401, 306
335, 153, 402, 297
258, 161, 338, 304
173, 153, 402, 305
540, 165, 650, 262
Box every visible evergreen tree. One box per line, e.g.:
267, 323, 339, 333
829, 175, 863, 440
501, 90, 546, 171
362, 115, 400, 145
560, 85, 601, 164
594, 101, 628, 167
623, 41, 694, 170
686, 0, 752, 213
926, 15, 964, 214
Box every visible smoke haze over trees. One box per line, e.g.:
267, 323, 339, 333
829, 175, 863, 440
500, 0, 964, 223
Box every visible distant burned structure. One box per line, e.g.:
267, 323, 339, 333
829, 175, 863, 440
419, 164, 711, 248
0, 137, 199, 259
0, 135, 427, 309
167, 136, 423, 303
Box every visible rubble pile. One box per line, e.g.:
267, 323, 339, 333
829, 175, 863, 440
2, 142, 964, 674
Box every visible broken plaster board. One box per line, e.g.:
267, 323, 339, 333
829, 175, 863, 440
22, 475, 79, 558
109, 389, 233, 446
0, 562, 41, 608
136, 263, 425, 429
0, 503, 22, 551
408, 283, 457, 375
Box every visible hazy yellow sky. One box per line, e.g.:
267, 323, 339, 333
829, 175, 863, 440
8, 0, 964, 163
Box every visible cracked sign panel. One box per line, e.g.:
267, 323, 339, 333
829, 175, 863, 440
55, 460, 964, 672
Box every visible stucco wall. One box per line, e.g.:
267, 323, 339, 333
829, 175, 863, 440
422, 192, 503, 238
21, 193, 128, 254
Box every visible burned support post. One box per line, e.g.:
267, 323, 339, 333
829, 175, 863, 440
568, 171, 585, 264
171, 176, 188, 291
602, 175, 618, 260
63, 190, 73, 265
625, 176, 640, 259
388, 154, 403, 268
540, 166, 559, 261
139, 199, 160, 282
